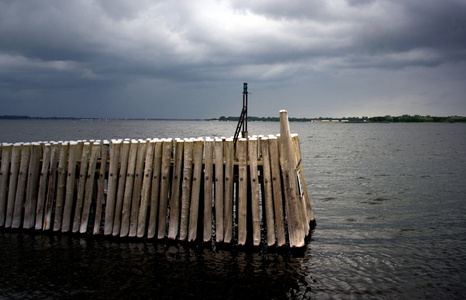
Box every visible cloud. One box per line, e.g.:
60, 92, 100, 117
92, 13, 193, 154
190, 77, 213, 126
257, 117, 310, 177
0, 0, 465, 118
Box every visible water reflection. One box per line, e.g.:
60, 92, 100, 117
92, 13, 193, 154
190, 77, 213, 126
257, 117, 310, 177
0, 232, 313, 299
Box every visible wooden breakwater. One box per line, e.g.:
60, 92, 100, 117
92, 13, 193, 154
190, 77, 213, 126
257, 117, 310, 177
0, 110, 315, 247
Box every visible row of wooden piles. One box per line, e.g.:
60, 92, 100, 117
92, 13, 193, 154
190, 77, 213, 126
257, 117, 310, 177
0, 111, 315, 247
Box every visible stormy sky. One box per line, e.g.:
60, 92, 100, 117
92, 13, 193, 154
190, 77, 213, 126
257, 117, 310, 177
1, 0, 465, 119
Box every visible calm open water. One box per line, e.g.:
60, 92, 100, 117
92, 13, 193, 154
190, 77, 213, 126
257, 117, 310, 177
1, 119, 465, 299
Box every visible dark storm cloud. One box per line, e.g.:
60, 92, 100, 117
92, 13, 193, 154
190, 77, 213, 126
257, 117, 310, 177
0, 0, 465, 118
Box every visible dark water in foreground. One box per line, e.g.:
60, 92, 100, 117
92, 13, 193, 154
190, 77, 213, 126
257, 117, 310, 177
1, 120, 465, 299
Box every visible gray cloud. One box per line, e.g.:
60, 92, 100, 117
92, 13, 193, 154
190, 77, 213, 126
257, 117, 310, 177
0, 0, 465, 118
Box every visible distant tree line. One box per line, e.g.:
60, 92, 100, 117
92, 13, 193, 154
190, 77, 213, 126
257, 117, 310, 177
215, 116, 369, 122
367, 115, 466, 123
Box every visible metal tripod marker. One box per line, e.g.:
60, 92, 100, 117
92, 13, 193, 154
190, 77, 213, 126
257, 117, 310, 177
234, 82, 249, 145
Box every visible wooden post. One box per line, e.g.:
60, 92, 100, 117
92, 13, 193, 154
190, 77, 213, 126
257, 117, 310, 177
168, 139, 184, 240
157, 139, 173, 239
188, 138, 204, 242
22, 143, 42, 229
61, 141, 82, 232
53, 142, 69, 231
214, 138, 224, 243
260, 138, 276, 246
136, 139, 155, 237
0, 143, 12, 227
248, 138, 261, 246
72, 142, 90, 233
112, 140, 130, 236
223, 138, 234, 243
147, 140, 163, 239
23, 143, 38, 229
268, 136, 286, 246
292, 134, 315, 225
35, 143, 51, 230
93, 141, 109, 235
237, 138, 248, 246
279, 110, 305, 247
79, 142, 101, 233
129, 140, 147, 237
104, 140, 121, 235
5, 143, 22, 228
179, 139, 193, 241
119, 140, 139, 237
12, 143, 32, 228
203, 138, 214, 242
42, 142, 59, 230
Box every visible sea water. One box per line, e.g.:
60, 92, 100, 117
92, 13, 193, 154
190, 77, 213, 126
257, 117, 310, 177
0, 119, 465, 299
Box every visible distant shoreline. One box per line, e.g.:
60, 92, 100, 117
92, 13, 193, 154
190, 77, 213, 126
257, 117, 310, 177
1, 114, 465, 123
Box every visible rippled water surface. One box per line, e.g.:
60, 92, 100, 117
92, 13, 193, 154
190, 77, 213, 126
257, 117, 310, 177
1, 120, 465, 299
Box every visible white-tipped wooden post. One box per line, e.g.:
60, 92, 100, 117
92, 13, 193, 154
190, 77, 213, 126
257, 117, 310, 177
72, 142, 91, 233
42, 142, 59, 230
179, 139, 194, 241
5, 143, 22, 228
62, 141, 82, 232
104, 140, 121, 235
22, 143, 41, 229
268, 136, 286, 246
79, 142, 101, 233
94, 141, 109, 235
279, 110, 305, 247
147, 140, 163, 239
128, 140, 147, 237
0, 144, 12, 227
223, 138, 235, 243
137, 139, 155, 238
237, 138, 248, 246
112, 140, 130, 236
292, 135, 315, 224
35, 143, 51, 230
12, 143, 31, 229
248, 137, 261, 246
54, 142, 69, 231
260, 138, 276, 246
203, 138, 214, 242
214, 138, 224, 243
168, 139, 184, 240
157, 139, 173, 239
118, 140, 138, 237
188, 138, 204, 242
